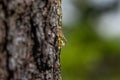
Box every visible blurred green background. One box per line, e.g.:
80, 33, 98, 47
61, 0, 120, 80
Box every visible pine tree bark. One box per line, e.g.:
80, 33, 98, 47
0, 0, 61, 80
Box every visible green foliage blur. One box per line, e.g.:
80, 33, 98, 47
61, 0, 120, 80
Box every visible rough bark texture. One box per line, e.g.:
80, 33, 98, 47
0, 0, 61, 80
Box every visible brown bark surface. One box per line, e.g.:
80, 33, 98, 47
0, 0, 61, 80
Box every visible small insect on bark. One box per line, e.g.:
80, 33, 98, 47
57, 0, 67, 49
57, 27, 67, 49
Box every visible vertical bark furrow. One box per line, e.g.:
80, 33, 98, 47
0, 20, 8, 80
31, 0, 61, 80
0, 1, 10, 80
31, 1, 54, 79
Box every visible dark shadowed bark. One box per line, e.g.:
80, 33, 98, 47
0, 0, 62, 80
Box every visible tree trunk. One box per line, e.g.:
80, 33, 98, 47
0, 0, 62, 80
